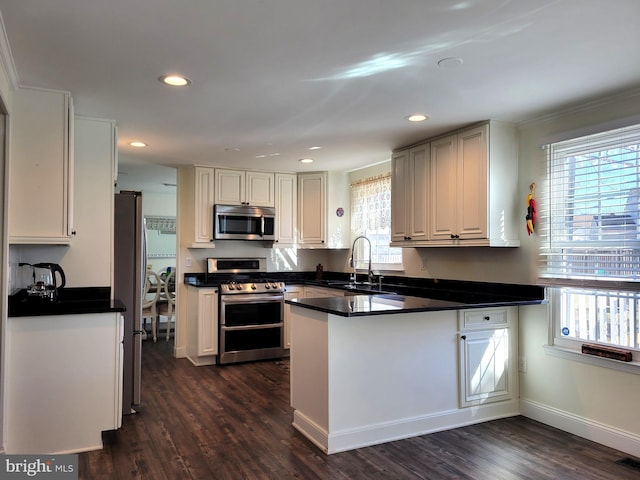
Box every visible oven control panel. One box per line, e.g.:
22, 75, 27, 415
220, 281, 284, 294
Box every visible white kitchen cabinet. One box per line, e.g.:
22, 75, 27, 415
458, 307, 517, 408
391, 121, 519, 247
297, 171, 349, 248
284, 285, 304, 349
179, 166, 216, 247
430, 127, 487, 242
9, 87, 74, 244
214, 168, 275, 207
5, 312, 123, 454
391, 144, 429, 244
274, 173, 297, 246
186, 286, 219, 366
429, 122, 519, 246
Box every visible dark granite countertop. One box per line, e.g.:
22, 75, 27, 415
9, 287, 126, 317
185, 271, 546, 315
287, 294, 468, 317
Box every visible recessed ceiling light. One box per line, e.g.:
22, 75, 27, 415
159, 74, 191, 86
406, 114, 428, 122
308, 146, 322, 151
299, 158, 314, 164
129, 141, 147, 147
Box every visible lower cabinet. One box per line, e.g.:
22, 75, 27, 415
5, 312, 123, 454
284, 285, 304, 349
458, 307, 517, 408
186, 286, 219, 366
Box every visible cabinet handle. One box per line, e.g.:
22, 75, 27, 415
484, 316, 490, 321
461, 335, 466, 340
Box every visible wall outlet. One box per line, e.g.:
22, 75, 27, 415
185, 257, 192, 267
518, 355, 527, 373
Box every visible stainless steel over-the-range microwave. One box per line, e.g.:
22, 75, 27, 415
213, 204, 276, 241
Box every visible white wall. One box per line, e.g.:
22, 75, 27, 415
518, 90, 640, 457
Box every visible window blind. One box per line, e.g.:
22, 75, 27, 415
539, 123, 640, 290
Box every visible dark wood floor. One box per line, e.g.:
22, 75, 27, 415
79, 340, 640, 480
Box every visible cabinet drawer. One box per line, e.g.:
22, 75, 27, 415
459, 308, 509, 330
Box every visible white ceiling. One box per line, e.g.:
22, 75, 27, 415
1, 0, 640, 190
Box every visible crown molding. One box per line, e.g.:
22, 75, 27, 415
0, 10, 20, 90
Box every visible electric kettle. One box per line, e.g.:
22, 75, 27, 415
20, 262, 66, 301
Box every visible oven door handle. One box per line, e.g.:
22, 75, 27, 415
220, 293, 284, 304
221, 322, 283, 331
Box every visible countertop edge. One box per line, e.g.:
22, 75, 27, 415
286, 295, 546, 317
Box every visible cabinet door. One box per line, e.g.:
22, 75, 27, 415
457, 125, 488, 239
297, 173, 326, 245
9, 88, 72, 244
430, 134, 458, 241
459, 328, 511, 407
194, 167, 216, 243
408, 144, 430, 241
246, 171, 275, 206
284, 286, 303, 348
391, 150, 409, 242
214, 168, 244, 205
198, 289, 219, 356
275, 173, 297, 245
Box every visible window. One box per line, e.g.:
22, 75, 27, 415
540, 123, 640, 355
350, 174, 403, 270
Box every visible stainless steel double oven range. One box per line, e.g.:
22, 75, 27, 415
208, 258, 285, 365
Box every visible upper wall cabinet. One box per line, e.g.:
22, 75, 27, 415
274, 173, 297, 246
214, 168, 275, 207
9, 87, 74, 244
391, 144, 430, 243
179, 166, 216, 248
297, 171, 349, 249
392, 121, 520, 247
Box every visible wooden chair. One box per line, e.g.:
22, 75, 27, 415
142, 271, 161, 342
157, 270, 176, 341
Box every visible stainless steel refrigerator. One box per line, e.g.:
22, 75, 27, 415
114, 191, 145, 414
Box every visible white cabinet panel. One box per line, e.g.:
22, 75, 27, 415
214, 168, 274, 207
297, 172, 325, 245
275, 173, 297, 246
458, 306, 517, 408
5, 313, 123, 453
297, 171, 349, 248
391, 145, 429, 243
9, 87, 73, 244
186, 286, 218, 365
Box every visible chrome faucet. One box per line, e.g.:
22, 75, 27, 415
349, 235, 374, 284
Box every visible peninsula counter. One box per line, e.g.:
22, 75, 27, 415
287, 294, 525, 454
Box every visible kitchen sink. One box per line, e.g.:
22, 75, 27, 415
325, 281, 397, 295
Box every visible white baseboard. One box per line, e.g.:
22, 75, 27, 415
293, 400, 520, 454
520, 399, 640, 458
173, 345, 187, 358
186, 355, 216, 366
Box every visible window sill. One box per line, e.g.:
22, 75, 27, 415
543, 344, 640, 375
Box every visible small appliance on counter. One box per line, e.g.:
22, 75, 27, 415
18, 262, 66, 301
